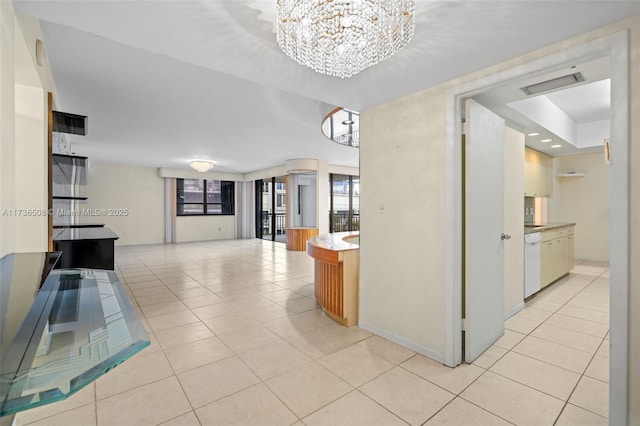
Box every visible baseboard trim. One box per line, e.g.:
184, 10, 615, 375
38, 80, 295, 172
358, 322, 445, 364
504, 302, 525, 320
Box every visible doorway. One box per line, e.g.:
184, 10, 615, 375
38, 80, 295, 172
255, 176, 287, 242
445, 32, 630, 424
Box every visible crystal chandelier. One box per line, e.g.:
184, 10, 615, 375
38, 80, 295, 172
189, 160, 214, 173
276, 0, 415, 78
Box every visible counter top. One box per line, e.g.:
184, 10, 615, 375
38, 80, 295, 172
53, 227, 119, 241
307, 232, 359, 252
524, 222, 576, 234
53, 223, 105, 229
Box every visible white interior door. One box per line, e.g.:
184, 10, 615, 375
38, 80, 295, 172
464, 99, 506, 362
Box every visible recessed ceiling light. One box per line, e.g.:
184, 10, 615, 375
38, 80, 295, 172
551, 144, 562, 148
527, 132, 540, 136
541, 139, 552, 143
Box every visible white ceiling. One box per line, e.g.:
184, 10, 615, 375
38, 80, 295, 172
14, 1, 640, 172
473, 56, 612, 157
545, 79, 611, 123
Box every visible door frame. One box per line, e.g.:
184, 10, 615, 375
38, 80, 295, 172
443, 31, 629, 424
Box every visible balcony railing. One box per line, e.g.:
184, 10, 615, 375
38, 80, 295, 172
330, 212, 359, 232
262, 213, 287, 240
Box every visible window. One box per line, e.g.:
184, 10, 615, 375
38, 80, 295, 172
177, 179, 234, 215
329, 174, 359, 232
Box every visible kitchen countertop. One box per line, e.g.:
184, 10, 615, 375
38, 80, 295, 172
524, 222, 576, 234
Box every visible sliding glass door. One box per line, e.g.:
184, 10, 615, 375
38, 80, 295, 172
255, 176, 287, 242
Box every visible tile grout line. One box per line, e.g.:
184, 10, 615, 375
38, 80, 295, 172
525, 264, 610, 424
137, 243, 311, 425
470, 263, 611, 425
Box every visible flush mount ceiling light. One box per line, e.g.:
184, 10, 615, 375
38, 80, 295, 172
527, 132, 540, 136
541, 139, 552, 143
189, 160, 214, 173
276, 0, 415, 78
551, 144, 562, 148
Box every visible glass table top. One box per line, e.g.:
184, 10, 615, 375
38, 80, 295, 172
0, 253, 149, 416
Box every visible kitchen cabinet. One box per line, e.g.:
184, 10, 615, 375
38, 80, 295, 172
540, 238, 556, 287
566, 234, 575, 271
524, 147, 553, 197
540, 225, 574, 288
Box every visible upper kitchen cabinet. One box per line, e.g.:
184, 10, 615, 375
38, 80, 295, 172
524, 147, 553, 197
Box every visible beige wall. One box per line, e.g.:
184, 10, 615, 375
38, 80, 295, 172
175, 215, 236, 242
243, 165, 288, 182
80, 162, 165, 246
504, 127, 525, 317
14, 14, 55, 93
328, 164, 360, 176
0, 0, 16, 258
14, 84, 47, 252
360, 86, 448, 358
547, 152, 609, 262
1, 7, 52, 257
626, 14, 639, 425
81, 162, 241, 245
361, 17, 639, 415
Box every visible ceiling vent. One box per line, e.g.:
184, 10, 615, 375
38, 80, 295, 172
520, 72, 585, 96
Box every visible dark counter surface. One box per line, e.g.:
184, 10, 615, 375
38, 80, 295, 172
53, 223, 105, 229
53, 227, 119, 241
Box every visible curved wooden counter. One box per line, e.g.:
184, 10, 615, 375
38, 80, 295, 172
307, 232, 359, 327
287, 227, 319, 251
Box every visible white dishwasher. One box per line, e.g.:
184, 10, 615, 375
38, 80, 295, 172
524, 232, 541, 298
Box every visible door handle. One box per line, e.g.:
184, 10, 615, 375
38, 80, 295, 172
501, 233, 511, 240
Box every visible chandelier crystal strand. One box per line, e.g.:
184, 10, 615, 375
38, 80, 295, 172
277, 0, 415, 78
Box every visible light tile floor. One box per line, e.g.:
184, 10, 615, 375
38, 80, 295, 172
15, 240, 610, 426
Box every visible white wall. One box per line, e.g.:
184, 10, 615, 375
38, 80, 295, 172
175, 215, 235, 242
504, 127, 525, 317
318, 160, 329, 234
0, 0, 16, 258
80, 162, 164, 245
547, 152, 609, 262
628, 16, 640, 424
